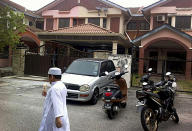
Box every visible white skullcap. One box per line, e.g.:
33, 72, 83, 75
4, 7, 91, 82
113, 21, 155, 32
48, 67, 62, 75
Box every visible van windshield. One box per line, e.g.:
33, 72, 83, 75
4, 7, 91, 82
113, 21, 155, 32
65, 60, 100, 76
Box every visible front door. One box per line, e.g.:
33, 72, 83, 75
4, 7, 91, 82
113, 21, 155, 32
110, 17, 120, 33
166, 52, 186, 74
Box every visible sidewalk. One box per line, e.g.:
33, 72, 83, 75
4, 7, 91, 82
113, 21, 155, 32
2, 75, 47, 81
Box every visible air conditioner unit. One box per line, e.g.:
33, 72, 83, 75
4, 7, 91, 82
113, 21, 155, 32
157, 15, 165, 21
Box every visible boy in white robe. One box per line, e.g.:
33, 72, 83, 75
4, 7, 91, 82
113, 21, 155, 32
39, 67, 70, 131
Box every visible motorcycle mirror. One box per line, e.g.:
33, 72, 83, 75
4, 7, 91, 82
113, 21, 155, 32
166, 72, 171, 76
124, 65, 128, 69
142, 82, 148, 86
105, 71, 109, 75
115, 72, 120, 76
148, 68, 152, 72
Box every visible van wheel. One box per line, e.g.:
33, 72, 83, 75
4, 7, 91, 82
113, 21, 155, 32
90, 89, 99, 105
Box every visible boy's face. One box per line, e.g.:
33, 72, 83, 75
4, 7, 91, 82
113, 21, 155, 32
48, 75, 54, 84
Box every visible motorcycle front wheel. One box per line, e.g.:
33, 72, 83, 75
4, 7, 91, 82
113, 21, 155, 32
171, 108, 179, 123
141, 106, 158, 131
107, 110, 116, 119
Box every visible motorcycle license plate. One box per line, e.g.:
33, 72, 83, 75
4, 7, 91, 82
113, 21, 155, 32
104, 103, 112, 109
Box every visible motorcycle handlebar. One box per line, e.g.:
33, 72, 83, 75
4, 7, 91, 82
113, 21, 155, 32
110, 71, 128, 79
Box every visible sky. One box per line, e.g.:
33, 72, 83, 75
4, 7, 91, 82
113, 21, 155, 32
11, 0, 159, 11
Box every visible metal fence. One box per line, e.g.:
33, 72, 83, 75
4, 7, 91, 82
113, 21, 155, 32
131, 56, 192, 92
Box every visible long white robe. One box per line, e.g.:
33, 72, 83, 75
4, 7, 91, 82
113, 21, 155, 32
39, 81, 70, 131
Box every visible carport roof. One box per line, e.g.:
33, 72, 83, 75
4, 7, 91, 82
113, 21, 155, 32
37, 24, 129, 47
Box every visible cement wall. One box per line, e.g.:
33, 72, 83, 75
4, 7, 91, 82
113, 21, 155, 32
12, 48, 26, 76
93, 51, 111, 59
108, 55, 132, 88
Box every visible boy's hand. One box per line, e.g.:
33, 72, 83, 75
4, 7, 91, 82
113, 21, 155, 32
42, 90, 47, 96
55, 117, 62, 128
42, 83, 47, 97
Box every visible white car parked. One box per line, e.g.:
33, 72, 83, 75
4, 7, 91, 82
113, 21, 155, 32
62, 58, 116, 105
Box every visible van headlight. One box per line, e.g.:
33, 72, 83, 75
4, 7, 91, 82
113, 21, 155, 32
79, 85, 90, 92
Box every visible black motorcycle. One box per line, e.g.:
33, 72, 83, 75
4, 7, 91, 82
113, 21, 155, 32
102, 66, 128, 119
140, 68, 177, 92
136, 84, 179, 131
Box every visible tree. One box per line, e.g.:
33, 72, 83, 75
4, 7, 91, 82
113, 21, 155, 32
0, 7, 26, 50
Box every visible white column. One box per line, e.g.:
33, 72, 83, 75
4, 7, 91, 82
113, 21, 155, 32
191, 16, 192, 29
100, 17, 103, 27
40, 41, 45, 56
85, 18, 88, 24
107, 17, 110, 30
112, 41, 118, 55
171, 16, 176, 27
119, 16, 124, 34
44, 18, 47, 30
150, 15, 153, 30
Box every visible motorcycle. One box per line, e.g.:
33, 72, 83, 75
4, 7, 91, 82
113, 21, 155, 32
140, 69, 177, 95
136, 82, 179, 131
102, 65, 128, 119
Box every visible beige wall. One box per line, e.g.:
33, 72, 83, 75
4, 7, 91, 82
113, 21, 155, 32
42, 6, 122, 18
42, 6, 125, 33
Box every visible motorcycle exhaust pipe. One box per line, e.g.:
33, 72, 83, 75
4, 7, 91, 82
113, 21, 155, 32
113, 106, 120, 112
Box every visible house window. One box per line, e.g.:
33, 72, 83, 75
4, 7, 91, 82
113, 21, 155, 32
127, 21, 149, 30
59, 18, 70, 28
103, 18, 107, 28
127, 21, 137, 30
46, 18, 53, 30
29, 21, 33, 26
36, 21, 44, 30
0, 46, 9, 59
176, 16, 191, 29
140, 21, 150, 30
73, 18, 85, 26
88, 18, 100, 26
168, 17, 172, 26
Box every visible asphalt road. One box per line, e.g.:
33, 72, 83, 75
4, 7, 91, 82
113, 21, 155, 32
0, 77, 192, 131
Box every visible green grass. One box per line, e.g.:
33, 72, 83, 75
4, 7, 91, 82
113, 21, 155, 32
177, 80, 192, 92
132, 74, 141, 87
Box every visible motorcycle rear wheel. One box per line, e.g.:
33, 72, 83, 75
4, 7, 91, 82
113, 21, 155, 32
141, 106, 158, 131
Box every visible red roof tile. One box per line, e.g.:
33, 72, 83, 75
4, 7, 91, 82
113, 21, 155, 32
129, 7, 143, 14
50, 23, 114, 34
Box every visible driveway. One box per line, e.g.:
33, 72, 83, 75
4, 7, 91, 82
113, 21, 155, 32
0, 77, 192, 131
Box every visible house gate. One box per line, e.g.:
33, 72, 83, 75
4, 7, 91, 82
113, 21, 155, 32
24, 44, 93, 76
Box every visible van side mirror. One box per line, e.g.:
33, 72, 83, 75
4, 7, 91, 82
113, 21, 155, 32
100, 72, 106, 77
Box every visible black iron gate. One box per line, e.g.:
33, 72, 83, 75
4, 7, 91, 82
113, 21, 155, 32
24, 43, 93, 76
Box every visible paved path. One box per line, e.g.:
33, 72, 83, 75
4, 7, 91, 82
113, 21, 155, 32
0, 77, 192, 131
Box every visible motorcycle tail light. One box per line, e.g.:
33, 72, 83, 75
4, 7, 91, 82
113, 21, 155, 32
105, 92, 112, 97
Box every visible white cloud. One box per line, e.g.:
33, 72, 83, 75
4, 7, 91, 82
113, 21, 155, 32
10, 0, 159, 11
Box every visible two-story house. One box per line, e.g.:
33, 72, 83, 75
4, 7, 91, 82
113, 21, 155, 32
36, 0, 131, 55
0, 0, 43, 68
127, 0, 192, 80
